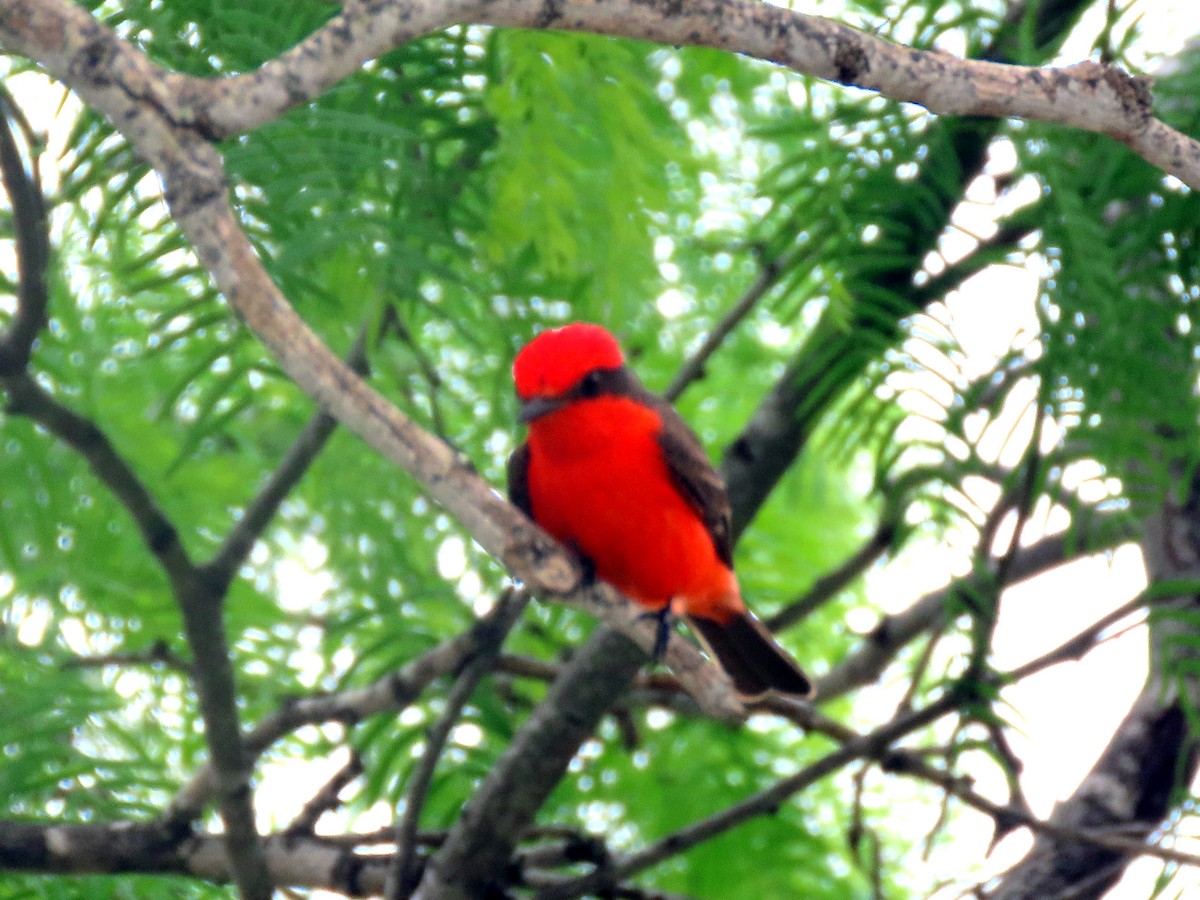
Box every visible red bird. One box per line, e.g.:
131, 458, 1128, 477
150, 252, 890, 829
508, 322, 813, 699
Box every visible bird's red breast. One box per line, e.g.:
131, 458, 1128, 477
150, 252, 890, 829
522, 390, 742, 622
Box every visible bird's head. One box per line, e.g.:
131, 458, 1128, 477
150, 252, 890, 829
513, 323, 625, 423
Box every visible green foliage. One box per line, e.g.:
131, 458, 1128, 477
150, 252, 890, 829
482, 31, 691, 319
3, 0, 1200, 897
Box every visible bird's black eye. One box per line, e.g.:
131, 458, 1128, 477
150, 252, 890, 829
578, 370, 603, 397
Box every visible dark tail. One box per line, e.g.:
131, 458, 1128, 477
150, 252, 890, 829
687, 613, 814, 700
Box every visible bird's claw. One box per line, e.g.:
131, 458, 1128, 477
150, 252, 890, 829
638, 606, 674, 661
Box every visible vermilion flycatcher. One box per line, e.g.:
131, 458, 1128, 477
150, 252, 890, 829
508, 322, 813, 699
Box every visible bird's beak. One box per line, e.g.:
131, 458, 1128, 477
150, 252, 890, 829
519, 395, 565, 423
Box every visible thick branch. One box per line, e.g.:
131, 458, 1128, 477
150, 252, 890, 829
171, 571, 274, 900
169, 0, 1200, 191
0, 820, 389, 895
0, 818, 710, 897
989, 689, 1198, 898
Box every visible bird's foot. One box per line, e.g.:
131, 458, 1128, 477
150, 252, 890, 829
577, 555, 597, 587
637, 606, 675, 662
567, 544, 597, 587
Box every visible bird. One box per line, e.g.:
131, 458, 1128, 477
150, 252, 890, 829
507, 322, 813, 700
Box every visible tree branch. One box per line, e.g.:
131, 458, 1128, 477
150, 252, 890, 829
0, 0, 1130, 767
538, 690, 964, 899
882, 743, 1200, 875
164, 622, 486, 826
988, 688, 1199, 898
0, 820, 389, 894
0, 385, 275, 895
0, 0, 1120, 748
0, 84, 273, 898
284, 752, 365, 838
417, 625, 649, 899
170, 568, 274, 899
766, 512, 900, 632
818, 519, 1136, 701
0, 817, 717, 896
0, 1, 1181, 895
386, 589, 531, 898
203, 325, 370, 591
4, 372, 193, 574
662, 248, 782, 404
990, 480, 1200, 895
64, 639, 192, 675
910, 213, 1041, 309
164, 0, 1200, 192
714, 0, 1091, 536
0, 84, 49, 375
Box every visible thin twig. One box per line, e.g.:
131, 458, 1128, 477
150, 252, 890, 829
380, 303, 453, 443
164, 625, 486, 825
895, 624, 944, 716
918, 744, 960, 863
818, 514, 1135, 701
538, 692, 964, 899
284, 751, 364, 838
1000, 589, 1163, 684
982, 718, 1033, 846
495, 650, 863, 746
965, 433, 1045, 678
64, 640, 192, 675
663, 249, 783, 403
4, 372, 193, 576
884, 750, 1200, 871
618, 696, 958, 875
766, 513, 899, 632
203, 325, 371, 590
911, 216, 1039, 309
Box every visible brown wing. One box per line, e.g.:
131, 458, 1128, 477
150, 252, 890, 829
506, 441, 534, 518
655, 401, 734, 568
